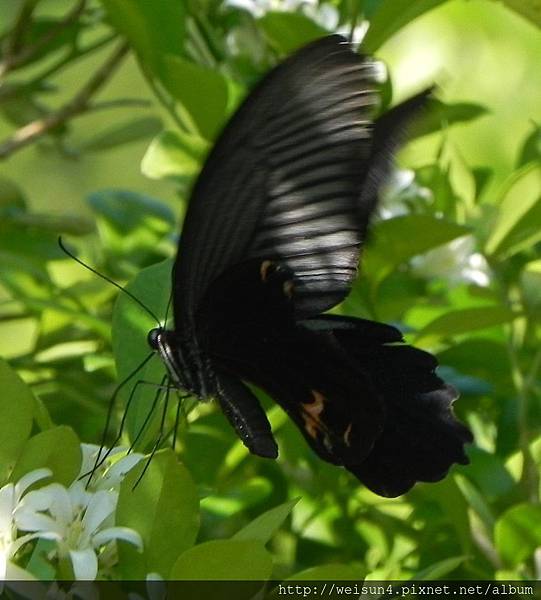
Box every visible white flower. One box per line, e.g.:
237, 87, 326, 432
411, 235, 491, 287
0, 468, 51, 580
225, 0, 341, 30
77, 444, 144, 493
15, 484, 142, 580
379, 169, 433, 219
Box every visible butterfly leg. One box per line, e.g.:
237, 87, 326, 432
127, 374, 169, 453
132, 381, 171, 489
215, 370, 278, 459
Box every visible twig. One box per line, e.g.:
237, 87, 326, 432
1, 0, 40, 58
0, 41, 130, 160
0, 0, 87, 79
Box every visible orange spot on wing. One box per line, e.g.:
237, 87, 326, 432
260, 260, 273, 282
301, 390, 326, 439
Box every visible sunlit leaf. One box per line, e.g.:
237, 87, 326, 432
159, 55, 229, 140
0, 359, 35, 481
81, 117, 163, 153
363, 0, 448, 51
170, 539, 272, 580
233, 498, 300, 543
485, 164, 541, 258
502, 0, 541, 27
99, 0, 185, 67
11, 426, 81, 487
141, 130, 209, 187
495, 503, 541, 566
517, 123, 541, 167
410, 555, 466, 579
409, 100, 489, 140
416, 306, 517, 341
282, 564, 364, 580
117, 449, 200, 578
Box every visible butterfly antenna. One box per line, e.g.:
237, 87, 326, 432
133, 380, 171, 489
58, 236, 162, 327
82, 352, 155, 487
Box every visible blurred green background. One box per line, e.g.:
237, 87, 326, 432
1, 0, 540, 583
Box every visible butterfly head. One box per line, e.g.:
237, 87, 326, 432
147, 327, 162, 351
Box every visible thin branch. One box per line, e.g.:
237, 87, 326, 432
0, 0, 87, 79
0, 41, 130, 160
30, 33, 117, 86
1, 0, 40, 57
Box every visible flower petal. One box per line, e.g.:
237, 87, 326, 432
10, 531, 60, 556
103, 454, 144, 488
0, 483, 15, 532
82, 491, 116, 535
14, 509, 61, 535
14, 468, 52, 500
92, 526, 143, 550
69, 548, 98, 581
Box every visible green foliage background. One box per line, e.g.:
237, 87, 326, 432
1, 0, 540, 583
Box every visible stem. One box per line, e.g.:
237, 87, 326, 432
1, 0, 40, 58
0, 41, 129, 160
505, 306, 539, 502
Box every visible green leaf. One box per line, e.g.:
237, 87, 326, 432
409, 100, 489, 140
159, 55, 229, 140
0, 359, 35, 481
141, 130, 209, 187
88, 190, 175, 237
11, 426, 81, 487
364, 215, 469, 286
19, 17, 85, 67
283, 564, 364, 580
111, 259, 171, 446
485, 164, 541, 258
233, 498, 300, 543
416, 306, 517, 341
266, 564, 365, 600
117, 449, 199, 578
502, 0, 541, 28
87, 190, 175, 260
464, 447, 516, 500
99, 0, 185, 67
5, 213, 94, 236
170, 539, 273, 580
259, 11, 328, 54
0, 176, 27, 214
411, 555, 466, 580
202, 478, 273, 517
517, 123, 541, 167
454, 474, 495, 532
363, 0, 448, 52
81, 117, 163, 153
495, 503, 541, 566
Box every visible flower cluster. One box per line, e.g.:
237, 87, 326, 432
0, 445, 144, 581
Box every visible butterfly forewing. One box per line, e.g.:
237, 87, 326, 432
173, 35, 381, 328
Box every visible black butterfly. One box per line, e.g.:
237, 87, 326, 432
146, 34, 473, 498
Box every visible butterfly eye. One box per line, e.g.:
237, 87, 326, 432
147, 328, 161, 350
